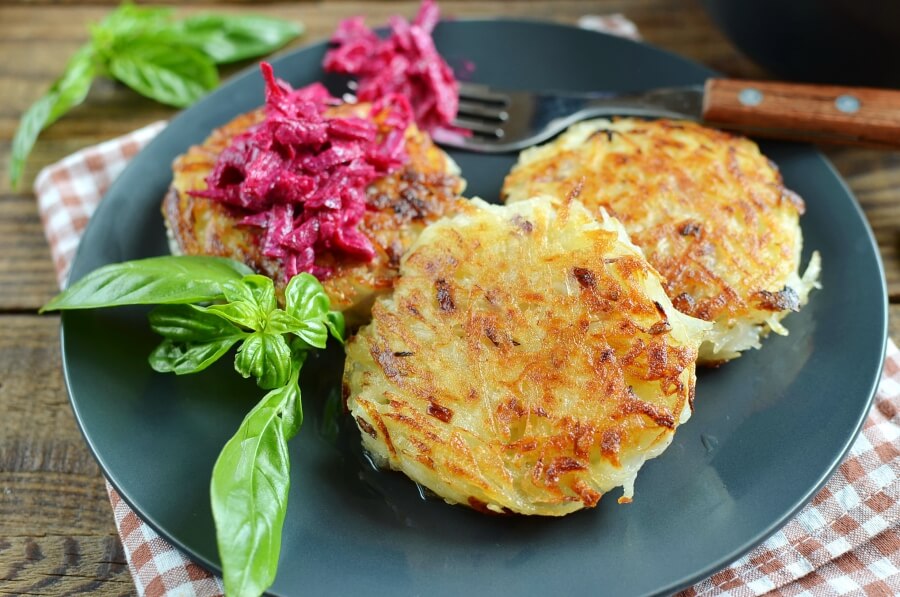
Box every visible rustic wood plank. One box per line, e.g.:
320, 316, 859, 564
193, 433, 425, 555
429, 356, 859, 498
0, 195, 59, 311
0, 318, 71, 440
0, 315, 105, 494
0, 315, 132, 594
0, 534, 132, 596
891, 305, 900, 343
824, 147, 900, 298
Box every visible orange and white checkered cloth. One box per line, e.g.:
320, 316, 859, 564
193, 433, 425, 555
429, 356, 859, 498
32, 18, 900, 597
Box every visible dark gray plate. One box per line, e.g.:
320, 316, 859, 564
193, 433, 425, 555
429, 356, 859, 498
61, 20, 887, 597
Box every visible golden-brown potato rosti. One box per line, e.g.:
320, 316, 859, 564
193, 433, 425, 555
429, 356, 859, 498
502, 118, 820, 363
343, 196, 710, 515
164, 103, 465, 327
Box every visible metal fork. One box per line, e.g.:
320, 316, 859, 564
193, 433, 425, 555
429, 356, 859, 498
444, 79, 900, 152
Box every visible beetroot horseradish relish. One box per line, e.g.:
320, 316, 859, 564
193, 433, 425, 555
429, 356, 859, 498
194, 63, 413, 279
323, 0, 459, 134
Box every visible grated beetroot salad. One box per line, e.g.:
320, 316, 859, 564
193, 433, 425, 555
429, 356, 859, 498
323, 0, 459, 133
193, 62, 413, 279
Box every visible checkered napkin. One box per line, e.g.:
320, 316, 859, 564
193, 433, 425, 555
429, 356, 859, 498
31, 17, 900, 597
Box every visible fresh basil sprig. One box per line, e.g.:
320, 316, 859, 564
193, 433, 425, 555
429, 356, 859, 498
211, 349, 305, 597
9, 3, 303, 188
43, 255, 344, 597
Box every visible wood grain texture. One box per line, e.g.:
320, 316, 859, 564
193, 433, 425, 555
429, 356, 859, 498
0, 535, 132, 596
0, 317, 133, 594
824, 147, 900, 298
702, 79, 900, 148
0, 195, 59, 311
0, 3, 897, 596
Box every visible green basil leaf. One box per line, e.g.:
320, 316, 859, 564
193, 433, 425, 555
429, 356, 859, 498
210, 377, 296, 597
149, 337, 240, 375
206, 301, 264, 331
293, 320, 328, 350
9, 45, 95, 188
10, 95, 56, 190
108, 39, 218, 108
235, 332, 291, 389
280, 352, 306, 439
262, 310, 329, 349
149, 304, 247, 342
41, 256, 253, 312
224, 275, 276, 313
325, 311, 346, 344
47, 45, 97, 125
243, 275, 277, 314
97, 3, 173, 35
265, 310, 304, 335
176, 14, 302, 64
284, 273, 330, 321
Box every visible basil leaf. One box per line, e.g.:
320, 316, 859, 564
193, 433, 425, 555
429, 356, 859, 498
293, 320, 328, 350
149, 337, 240, 375
210, 275, 279, 329
210, 375, 298, 597
207, 301, 264, 331
9, 45, 95, 188
235, 332, 292, 389
149, 304, 247, 342
265, 310, 328, 350
244, 275, 277, 314
97, 3, 173, 35
265, 310, 303, 335
108, 38, 218, 108
176, 14, 302, 64
280, 352, 306, 439
41, 256, 253, 312
326, 311, 346, 344
224, 275, 277, 312
282, 274, 344, 344
284, 273, 330, 321
47, 46, 97, 125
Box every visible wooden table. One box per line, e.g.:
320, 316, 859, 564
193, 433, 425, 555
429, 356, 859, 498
1, 1, 897, 593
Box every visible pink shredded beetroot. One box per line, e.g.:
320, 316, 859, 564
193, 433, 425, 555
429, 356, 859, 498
193, 62, 412, 279
323, 0, 458, 133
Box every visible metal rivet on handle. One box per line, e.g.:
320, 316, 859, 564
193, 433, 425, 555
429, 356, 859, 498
835, 94, 861, 113
738, 88, 763, 107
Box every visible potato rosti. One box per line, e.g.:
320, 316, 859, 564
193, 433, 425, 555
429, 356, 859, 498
343, 196, 710, 515
502, 118, 820, 363
164, 103, 465, 328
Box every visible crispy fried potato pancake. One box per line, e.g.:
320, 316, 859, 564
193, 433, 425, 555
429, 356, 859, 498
502, 118, 820, 363
343, 196, 710, 515
164, 103, 466, 327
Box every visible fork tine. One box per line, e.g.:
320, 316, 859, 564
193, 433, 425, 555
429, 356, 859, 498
451, 117, 505, 138
458, 82, 510, 105
457, 100, 509, 121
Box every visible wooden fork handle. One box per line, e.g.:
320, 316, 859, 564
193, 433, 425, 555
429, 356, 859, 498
702, 79, 900, 149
